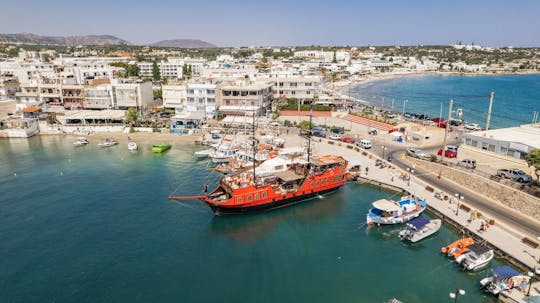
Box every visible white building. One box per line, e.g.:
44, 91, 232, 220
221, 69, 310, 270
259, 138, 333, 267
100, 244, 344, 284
217, 80, 274, 116
293, 50, 335, 62
267, 75, 321, 101
112, 80, 155, 110
162, 84, 186, 110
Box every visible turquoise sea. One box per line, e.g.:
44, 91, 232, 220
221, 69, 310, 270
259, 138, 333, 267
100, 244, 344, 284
349, 74, 540, 129
0, 137, 502, 303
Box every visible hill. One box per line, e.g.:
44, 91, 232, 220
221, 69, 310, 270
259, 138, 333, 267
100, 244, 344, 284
0, 33, 130, 46
151, 39, 216, 48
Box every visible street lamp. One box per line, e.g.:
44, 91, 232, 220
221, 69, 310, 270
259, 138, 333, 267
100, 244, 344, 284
449, 288, 466, 303
381, 145, 386, 159
402, 99, 408, 116
455, 193, 464, 216
526, 268, 540, 296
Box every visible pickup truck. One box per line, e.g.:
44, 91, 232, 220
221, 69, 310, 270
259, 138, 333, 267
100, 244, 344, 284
496, 169, 532, 183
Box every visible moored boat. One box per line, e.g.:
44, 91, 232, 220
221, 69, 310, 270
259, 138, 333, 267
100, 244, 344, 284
169, 155, 349, 215
194, 148, 213, 159
152, 142, 172, 153
73, 137, 89, 146
128, 142, 138, 151
456, 243, 494, 271
441, 237, 475, 258
480, 266, 528, 296
398, 217, 441, 242
366, 196, 426, 225
98, 138, 118, 148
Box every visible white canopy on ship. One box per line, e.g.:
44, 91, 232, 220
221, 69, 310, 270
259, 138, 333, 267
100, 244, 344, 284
372, 199, 401, 212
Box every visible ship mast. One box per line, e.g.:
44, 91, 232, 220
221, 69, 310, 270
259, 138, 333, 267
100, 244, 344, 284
307, 105, 312, 167
252, 111, 257, 187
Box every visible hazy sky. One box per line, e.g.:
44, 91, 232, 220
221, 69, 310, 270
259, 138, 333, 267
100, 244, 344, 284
2, 0, 539, 46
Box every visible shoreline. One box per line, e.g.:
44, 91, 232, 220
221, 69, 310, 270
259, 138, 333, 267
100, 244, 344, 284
334, 70, 540, 95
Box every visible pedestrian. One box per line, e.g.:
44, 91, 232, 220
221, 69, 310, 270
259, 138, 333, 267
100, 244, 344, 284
391, 172, 394, 182
286, 128, 289, 135
365, 166, 369, 175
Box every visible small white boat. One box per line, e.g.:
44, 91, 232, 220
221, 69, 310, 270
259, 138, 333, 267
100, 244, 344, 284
128, 142, 138, 151
366, 196, 427, 225
73, 137, 89, 146
210, 145, 238, 163
480, 266, 528, 296
398, 217, 442, 242
456, 244, 494, 271
98, 138, 118, 148
194, 148, 213, 159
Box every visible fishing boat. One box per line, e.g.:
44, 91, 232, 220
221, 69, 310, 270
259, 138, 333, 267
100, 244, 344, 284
480, 266, 529, 296
194, 148, 214, 159
73, 137, 89, 146
456, 243, 494, 271
169, 109, 349, 215
366, 196, 426, 225
98, 138, 118, 148
152, 142, 171, 153
128, 142, 138, 151
398, 217, 442, 242
441, 238, 475, 258
210, 140, 239, 163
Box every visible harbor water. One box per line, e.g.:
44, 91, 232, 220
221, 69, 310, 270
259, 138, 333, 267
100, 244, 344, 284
350, 73, 540, 129
0, 137, 503, 302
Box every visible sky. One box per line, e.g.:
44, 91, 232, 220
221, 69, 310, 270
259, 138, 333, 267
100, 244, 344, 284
2, 0, 540, 47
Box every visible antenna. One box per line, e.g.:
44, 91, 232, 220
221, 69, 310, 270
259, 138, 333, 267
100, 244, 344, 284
307, 105, 313, 166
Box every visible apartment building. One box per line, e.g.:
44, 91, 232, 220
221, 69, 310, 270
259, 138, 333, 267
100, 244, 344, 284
270, 75, 321, 101
112, 80, 155, 111
217, 80, 274, 116
162, 84, 186, 110
0, 76, 20, 100
185, 83, 217, 118
293, 50, 334, 62
85, 80, 114, 109
61, 85, 85, 109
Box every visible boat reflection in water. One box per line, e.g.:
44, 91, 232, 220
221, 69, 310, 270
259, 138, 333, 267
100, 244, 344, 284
209, 189, 346, 244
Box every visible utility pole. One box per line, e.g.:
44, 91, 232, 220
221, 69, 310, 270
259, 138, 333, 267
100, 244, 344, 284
485, 92, 494, 130
439, 102, 443, 122
391, 99, 394, 112
532, 111, 538, 124
441, 99, 453, 160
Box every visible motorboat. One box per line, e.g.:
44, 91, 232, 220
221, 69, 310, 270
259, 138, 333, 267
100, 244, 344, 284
210, 144, 239, 163
98, 138, 118, 148
73, 137, 89, 146
194, 148, 214, 160
152, 143, 172, 153
366, 196, 427, 225
441, 237, 475, 258
480, 266, 529, 296
128, 142, 138, 151
398, 217, 442, 242
456, 243, 494, 270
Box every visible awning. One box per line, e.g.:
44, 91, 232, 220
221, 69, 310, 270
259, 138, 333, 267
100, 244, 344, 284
408, 217, 429, 229
372, 199, 400, 212
274, 170, 304, 182
491, 266, 519, 279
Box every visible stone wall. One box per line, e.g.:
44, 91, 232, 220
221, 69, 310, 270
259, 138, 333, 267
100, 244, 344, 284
408, 157, 540, 220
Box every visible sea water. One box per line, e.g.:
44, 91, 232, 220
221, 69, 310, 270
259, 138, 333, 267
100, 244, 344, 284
0, 137, 500, 302
349, 74, 540, 129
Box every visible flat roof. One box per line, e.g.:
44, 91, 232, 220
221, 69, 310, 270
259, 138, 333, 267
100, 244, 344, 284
465, 124, 540, 149
62, 110, 126, 120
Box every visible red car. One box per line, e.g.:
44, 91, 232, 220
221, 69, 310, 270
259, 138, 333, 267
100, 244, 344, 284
431, 118, 453, 131
340, 136, 356, 143
437, 145, 458, 158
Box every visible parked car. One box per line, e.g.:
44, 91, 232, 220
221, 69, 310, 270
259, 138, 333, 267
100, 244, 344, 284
313, 131, 326, 138
340, 136, 356, 143
496, 169, 532, 183
356, 139, 372, 149
331, 127, 345, 134
407, 148, 428, 159
313, 125, 322, 131
464, 123, 482, 131
431, 118, 448, 129
457, 159, 477, 169
450, 118, 464, 126
368, 128, 378, 135
329, 134, 342, 140
437, 145, 458, 158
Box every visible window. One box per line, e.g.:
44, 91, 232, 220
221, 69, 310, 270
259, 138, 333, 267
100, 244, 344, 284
255, 193, 260, 200
316, 180, 320, 186
279, 82, 284, 87
471, 140, 478, 147
247, 195, 252, 201
238, 197, 243, 203
249, 91, 257, 96
500, 147, 508, 156
261, 191, 267, 198
488, 144, 495, 152
481, 142, 488, 150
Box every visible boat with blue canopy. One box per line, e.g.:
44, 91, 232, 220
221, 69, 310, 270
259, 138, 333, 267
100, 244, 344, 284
480, 266, 529, 295
398, 217, 441, 242
366, 196, 426, 225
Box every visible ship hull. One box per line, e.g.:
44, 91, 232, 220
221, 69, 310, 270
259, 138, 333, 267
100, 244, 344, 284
207, 186, 343, 215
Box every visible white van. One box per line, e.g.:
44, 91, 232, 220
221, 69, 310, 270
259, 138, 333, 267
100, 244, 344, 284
356, 139, 372, 149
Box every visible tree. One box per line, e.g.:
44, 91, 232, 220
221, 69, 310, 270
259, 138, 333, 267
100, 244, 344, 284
298, 120, 313, 130
126, 64, 140, 77
152, 61, 160, 81
125, 107, 138, 125
526, 149, 540, 180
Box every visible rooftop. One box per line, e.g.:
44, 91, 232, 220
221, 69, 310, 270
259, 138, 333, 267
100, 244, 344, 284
465, 124, 540, 149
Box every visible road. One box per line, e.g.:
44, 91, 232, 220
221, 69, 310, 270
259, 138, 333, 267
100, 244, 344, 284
385, 148, 540, 237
